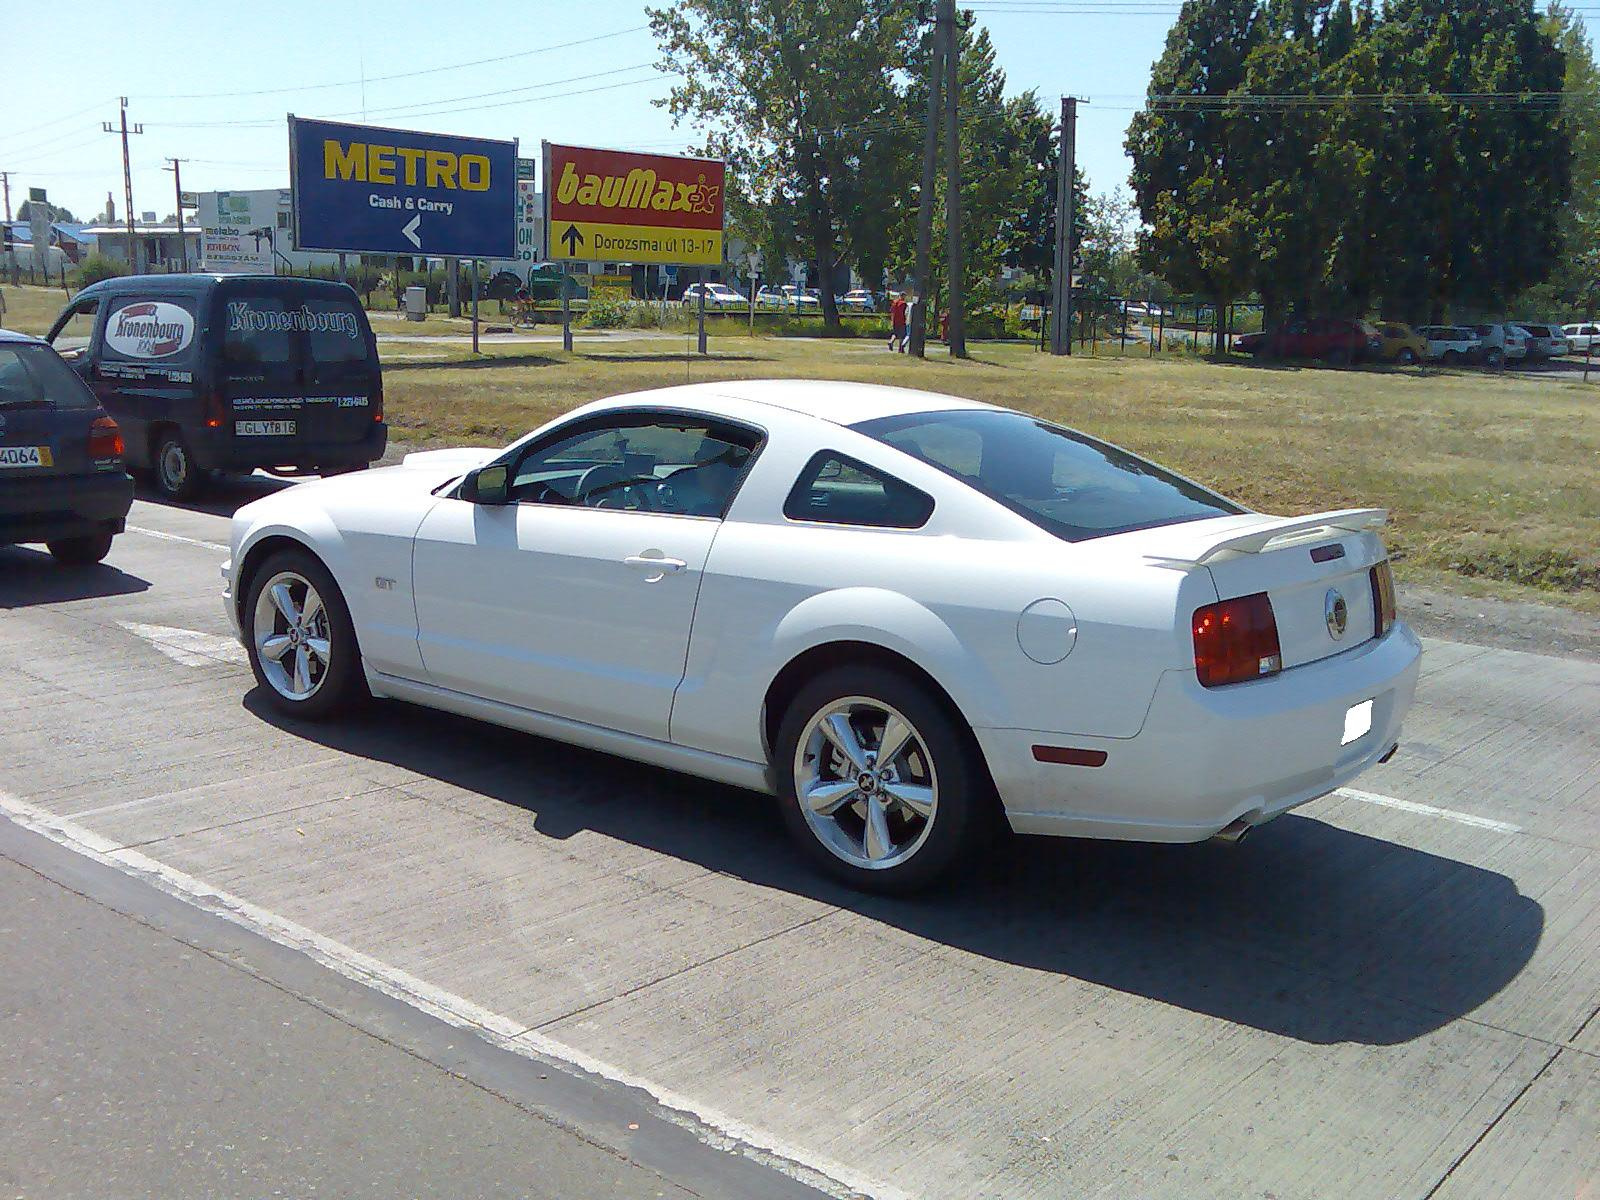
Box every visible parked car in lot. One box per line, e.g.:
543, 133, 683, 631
1473, 323, 1528, 366
223, 379, 1418, 892
838, 290, 880, 312
754, 287, 788, 308
0, 329, 133, 564
1236, 317, 1379, 364
1373, 322, 1428, 365
680, 283, 747, 310
45, 274, 387, 501
1512, 323, 1568, 362
1415, 325, 1482, 364
1561, 322, 1600, 353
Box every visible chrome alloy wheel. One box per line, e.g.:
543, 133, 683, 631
793, 697, 939, 871
252, 571, 332, 702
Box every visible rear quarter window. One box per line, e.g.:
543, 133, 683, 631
784, 452, 933, 529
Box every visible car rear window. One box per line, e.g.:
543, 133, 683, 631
0, 343, 96, 410
855, 409, 1242, 542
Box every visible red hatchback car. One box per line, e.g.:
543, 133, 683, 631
1238, 317, 1381, 364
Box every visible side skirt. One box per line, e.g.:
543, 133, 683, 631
366, 669, 776, 796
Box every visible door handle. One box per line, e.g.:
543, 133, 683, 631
624, 553, 688, 578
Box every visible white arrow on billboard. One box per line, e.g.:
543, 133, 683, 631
403, 215, 422, 249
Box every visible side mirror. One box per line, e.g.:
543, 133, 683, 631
462, 464, 510, 505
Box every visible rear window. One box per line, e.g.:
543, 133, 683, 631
222, 294, 297, 374
855, 409, 1242, 542
0, 343, 96, 410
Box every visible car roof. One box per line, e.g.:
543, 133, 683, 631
75, 273, 358, 297
0, 327, 45, 345
579, 379, 998, 428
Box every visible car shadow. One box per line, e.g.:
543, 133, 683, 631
132, 471, 298, 520
0, 544, 151, 607
245, 691, 1543, 1048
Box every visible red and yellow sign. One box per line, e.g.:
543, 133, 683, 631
544, 143, 725, 266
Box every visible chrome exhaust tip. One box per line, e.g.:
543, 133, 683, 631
1212, 818, 1253, 845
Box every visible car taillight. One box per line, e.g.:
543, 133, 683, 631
88, 414, 124, 459
1370, 560, 1397, 638
1193, 593, 1283, 688
373, 377, 384, 423
203, 390, 226, 429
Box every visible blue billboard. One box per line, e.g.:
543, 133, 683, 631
289, 117, 517, 258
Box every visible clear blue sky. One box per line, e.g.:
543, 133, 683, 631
1, 0, 1174, 224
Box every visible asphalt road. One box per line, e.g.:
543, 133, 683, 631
1, 478, 1597, 1200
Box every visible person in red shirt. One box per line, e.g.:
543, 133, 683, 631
889, 293, 909, 352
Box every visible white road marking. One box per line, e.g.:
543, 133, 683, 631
1336, 787, 1522, 834
116, 621, 247, 668
126, 525, 229, 554
0, 790, 899, 1200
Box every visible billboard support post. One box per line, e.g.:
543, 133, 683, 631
561, 263, 573, 352
698, 267, 707, 355
471, 259, 481, 355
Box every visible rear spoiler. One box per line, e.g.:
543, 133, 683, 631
1146, 508, 1388, 568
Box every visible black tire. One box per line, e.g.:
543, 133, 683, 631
242, 547, 368, 720
1442, 349, 1460, 365
774, 665, 992, 894
1325, 347, 1352, 367
1485, 347, 1504, 367
1396, 347, 1417, 365
46, 530, 115, 565
153, 428, 205, 501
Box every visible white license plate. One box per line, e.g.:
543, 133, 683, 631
1342, 699, 1374, 746
0, 445, 52, 468
236, 420, 295, 437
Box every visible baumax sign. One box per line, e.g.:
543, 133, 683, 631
543, 143, 725, 266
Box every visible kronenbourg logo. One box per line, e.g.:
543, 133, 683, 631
107, 301, 194, 359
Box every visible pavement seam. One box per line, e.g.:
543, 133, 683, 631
0, 839, 712, 1200
1417, 1044, 1564, 1200
527, 906, 843, 1034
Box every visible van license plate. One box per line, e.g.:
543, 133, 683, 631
236, 420, 295, 436
0, 446, 52, 468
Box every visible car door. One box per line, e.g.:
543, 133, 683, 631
410, 409, 762, 741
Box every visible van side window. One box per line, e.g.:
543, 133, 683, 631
100, 296, 198, 369
222, 296, 296, 374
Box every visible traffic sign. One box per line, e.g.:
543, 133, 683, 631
543, 143, 724, 266
289, 116, 517, 258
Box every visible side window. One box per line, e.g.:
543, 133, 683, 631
509, 414, 758, 517
49, 298, 99, 359
784, 452, 933, 529
221, 295, 297, 376
100, 296, 198, 369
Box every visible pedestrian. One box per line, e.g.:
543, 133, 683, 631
889, 292, 908, 352
0, 284, 7, 329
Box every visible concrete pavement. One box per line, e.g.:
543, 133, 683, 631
1, 483, 1597, 1199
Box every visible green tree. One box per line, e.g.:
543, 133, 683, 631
1126, 0, 1265, 349
648, 0, 921, 331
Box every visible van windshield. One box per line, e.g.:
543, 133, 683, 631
854, 408, 1243, 541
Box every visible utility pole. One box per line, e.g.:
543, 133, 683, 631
1051, 96, 1079, 356
102, 98, 143, 274
0, 173, 11, 223
164, 158, 189, 272
940, 0, 966, 358
909, 5, 944, 359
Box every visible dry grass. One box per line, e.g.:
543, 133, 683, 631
0, 282, 75, 335
381, 336, 1600, 614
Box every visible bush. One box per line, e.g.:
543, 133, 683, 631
73, 254, 128, 287
579, 288, 631, 328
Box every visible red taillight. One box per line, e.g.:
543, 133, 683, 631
88, 414, 124, 460
373, 378, 384, 423
1370, 560, 1397, 638
203, 390, 226, 429
1193, 592, 1283, 688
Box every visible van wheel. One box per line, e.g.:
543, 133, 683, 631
154, 430, 205, 501
1396, 348, 1417, 365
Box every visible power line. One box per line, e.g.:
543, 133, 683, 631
142, 25, 649, 100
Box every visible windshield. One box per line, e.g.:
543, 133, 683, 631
854, 408, 1243, 541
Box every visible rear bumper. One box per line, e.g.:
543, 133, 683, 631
979, 623, 1423, 842
194, 423, 388, 473
0, 470, 134, 544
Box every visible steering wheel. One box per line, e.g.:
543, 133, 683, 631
575, 463, 631, 503
586, 477, 655, 511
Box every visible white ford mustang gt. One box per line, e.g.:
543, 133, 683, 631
223, 380, 1421, 891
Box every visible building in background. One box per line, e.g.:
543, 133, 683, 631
73, 222, 198, 273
